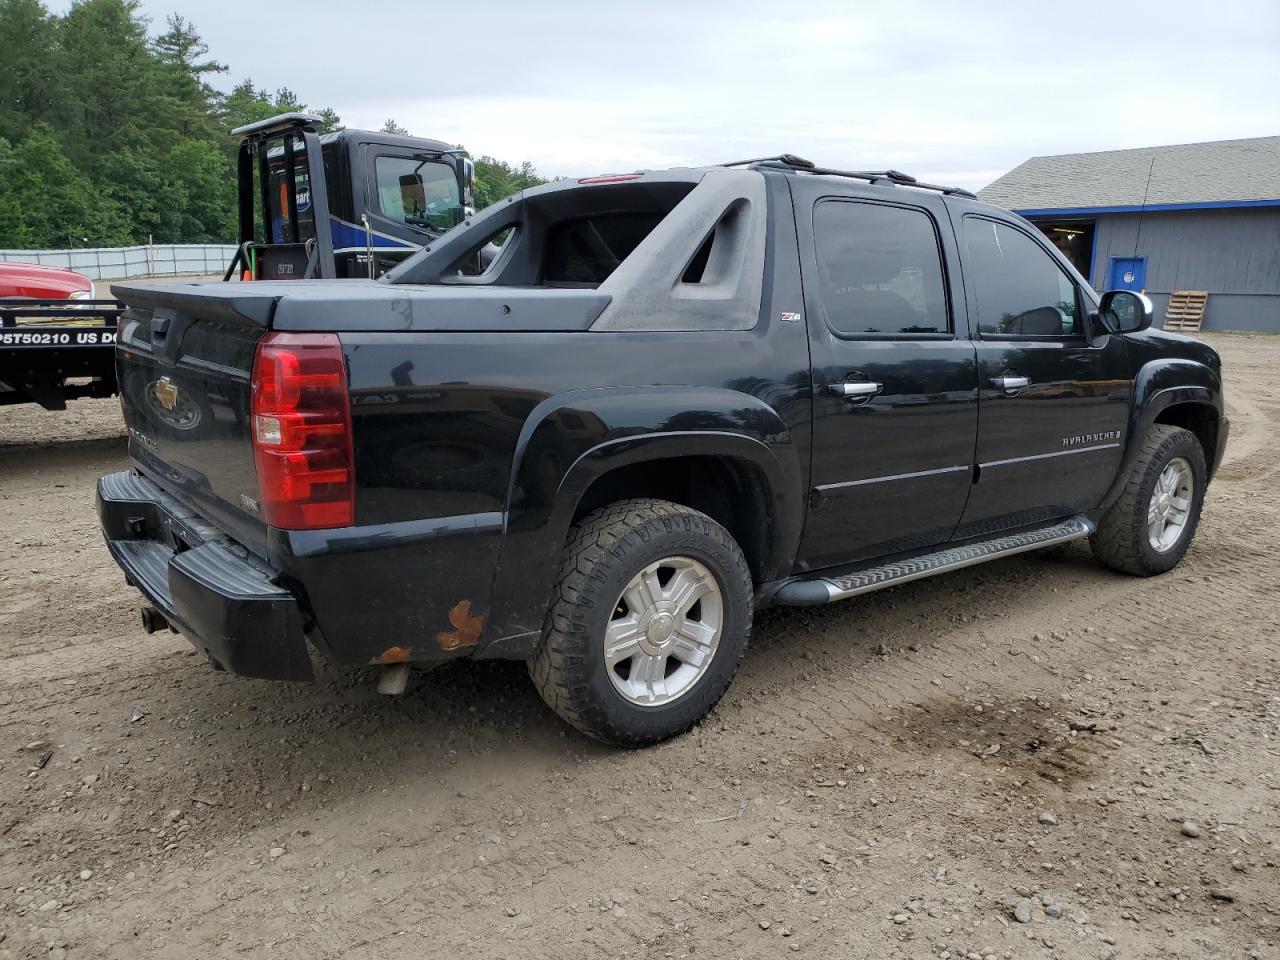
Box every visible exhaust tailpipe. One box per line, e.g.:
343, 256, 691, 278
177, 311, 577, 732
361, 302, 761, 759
140, 606, 169, 634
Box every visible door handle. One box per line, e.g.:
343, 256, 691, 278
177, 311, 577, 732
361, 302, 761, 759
829, 381, 882, 398
991, 375, 1029, 393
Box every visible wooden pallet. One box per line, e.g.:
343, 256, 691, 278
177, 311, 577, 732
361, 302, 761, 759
1163, 290, 1209, 332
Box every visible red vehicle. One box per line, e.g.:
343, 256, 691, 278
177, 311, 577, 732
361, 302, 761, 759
0, 261, 96, 300
1, 262, 120, 410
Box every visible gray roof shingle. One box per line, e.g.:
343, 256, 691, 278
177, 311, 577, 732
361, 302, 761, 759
978, 136, 1280, 211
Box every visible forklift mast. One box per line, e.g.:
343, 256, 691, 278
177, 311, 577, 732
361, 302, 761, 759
226, 112, 474, 282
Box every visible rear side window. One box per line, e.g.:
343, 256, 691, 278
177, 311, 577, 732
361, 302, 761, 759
542, 212, 664, 285
962, 218, 1081, 337
814, 200, 949, 336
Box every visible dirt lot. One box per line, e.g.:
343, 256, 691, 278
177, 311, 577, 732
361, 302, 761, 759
1, 333, 1277, 960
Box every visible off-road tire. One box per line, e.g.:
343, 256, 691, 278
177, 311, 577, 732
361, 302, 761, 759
529, 498, 753, 747
1091, 425, 1206, 576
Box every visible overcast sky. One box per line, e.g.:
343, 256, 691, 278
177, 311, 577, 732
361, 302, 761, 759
56, 0, 1280, 190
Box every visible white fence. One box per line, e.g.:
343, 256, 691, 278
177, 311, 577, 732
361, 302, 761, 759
0, 244, 236, 280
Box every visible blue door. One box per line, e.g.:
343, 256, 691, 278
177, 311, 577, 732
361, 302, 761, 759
1106, 256, 1146, 291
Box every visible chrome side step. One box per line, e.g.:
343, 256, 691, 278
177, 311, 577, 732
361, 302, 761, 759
773, 516, 1094, 607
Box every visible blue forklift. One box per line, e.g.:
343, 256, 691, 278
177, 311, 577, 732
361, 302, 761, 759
225, 112, 476, 281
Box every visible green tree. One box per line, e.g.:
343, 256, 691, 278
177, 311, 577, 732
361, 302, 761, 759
98, 146, 168, 241
0, 2, 541, 245
468, 155, 548, 208
217, 80, 342, 136
0, 0, 60, 141
55, 0, 170, 167
0, 138, 32, 245
160, 139, 235, 242
151, 14, 225, 89
151, 13, 225, 139
312, 106, 344, 134
0, 127, 130, 246
380, 118, 409, 135
218, 79, 286, 131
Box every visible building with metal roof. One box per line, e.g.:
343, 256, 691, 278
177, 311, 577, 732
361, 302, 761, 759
980, 136, 1280, 332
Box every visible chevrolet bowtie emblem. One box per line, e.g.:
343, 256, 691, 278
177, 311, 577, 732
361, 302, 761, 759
153, 377, 178, 411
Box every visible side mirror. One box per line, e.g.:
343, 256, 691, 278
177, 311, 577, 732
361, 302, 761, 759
1099, 289, 1154, 334
460, 157, 476, 207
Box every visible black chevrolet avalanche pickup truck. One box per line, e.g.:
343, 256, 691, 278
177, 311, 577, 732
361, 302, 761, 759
97, 156, 1228, 746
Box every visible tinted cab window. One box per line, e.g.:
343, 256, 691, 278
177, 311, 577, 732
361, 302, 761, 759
814, 200, 949, 335
962, 218, 1080, 337
373, 156, 462, 232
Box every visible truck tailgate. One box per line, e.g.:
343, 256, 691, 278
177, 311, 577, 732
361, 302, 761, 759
112, 282, 282, 555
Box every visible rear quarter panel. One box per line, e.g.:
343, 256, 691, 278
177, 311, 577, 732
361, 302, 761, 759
288, 168, 813, 662
337, 316, 812, 651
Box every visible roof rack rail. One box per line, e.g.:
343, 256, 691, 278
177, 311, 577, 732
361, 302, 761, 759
733, 156, 976, 199
722, 154, 815, 170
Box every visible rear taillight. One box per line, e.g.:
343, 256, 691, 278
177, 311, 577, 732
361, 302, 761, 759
250, 332, 354, 529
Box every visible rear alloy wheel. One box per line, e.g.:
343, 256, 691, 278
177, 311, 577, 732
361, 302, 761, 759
604, 556, 724, 707
1091, 424, 1206, 576
529, 498, 753, 747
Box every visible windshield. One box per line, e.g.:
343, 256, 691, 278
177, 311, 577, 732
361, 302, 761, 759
374, 156, 461, 232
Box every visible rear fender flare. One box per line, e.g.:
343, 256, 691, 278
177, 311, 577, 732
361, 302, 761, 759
479, 386, 802, 655
551, 429, 794, 562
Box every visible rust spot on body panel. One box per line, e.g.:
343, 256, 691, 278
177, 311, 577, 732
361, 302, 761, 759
370, 646, 411, 664
438, 600, 483, 651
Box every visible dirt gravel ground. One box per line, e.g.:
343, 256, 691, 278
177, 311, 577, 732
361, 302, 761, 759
1, 333, 1277, 960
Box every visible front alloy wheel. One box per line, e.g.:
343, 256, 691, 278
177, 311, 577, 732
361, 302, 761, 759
1092, 424, 1206, 576
1147, 457, 1194, 552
